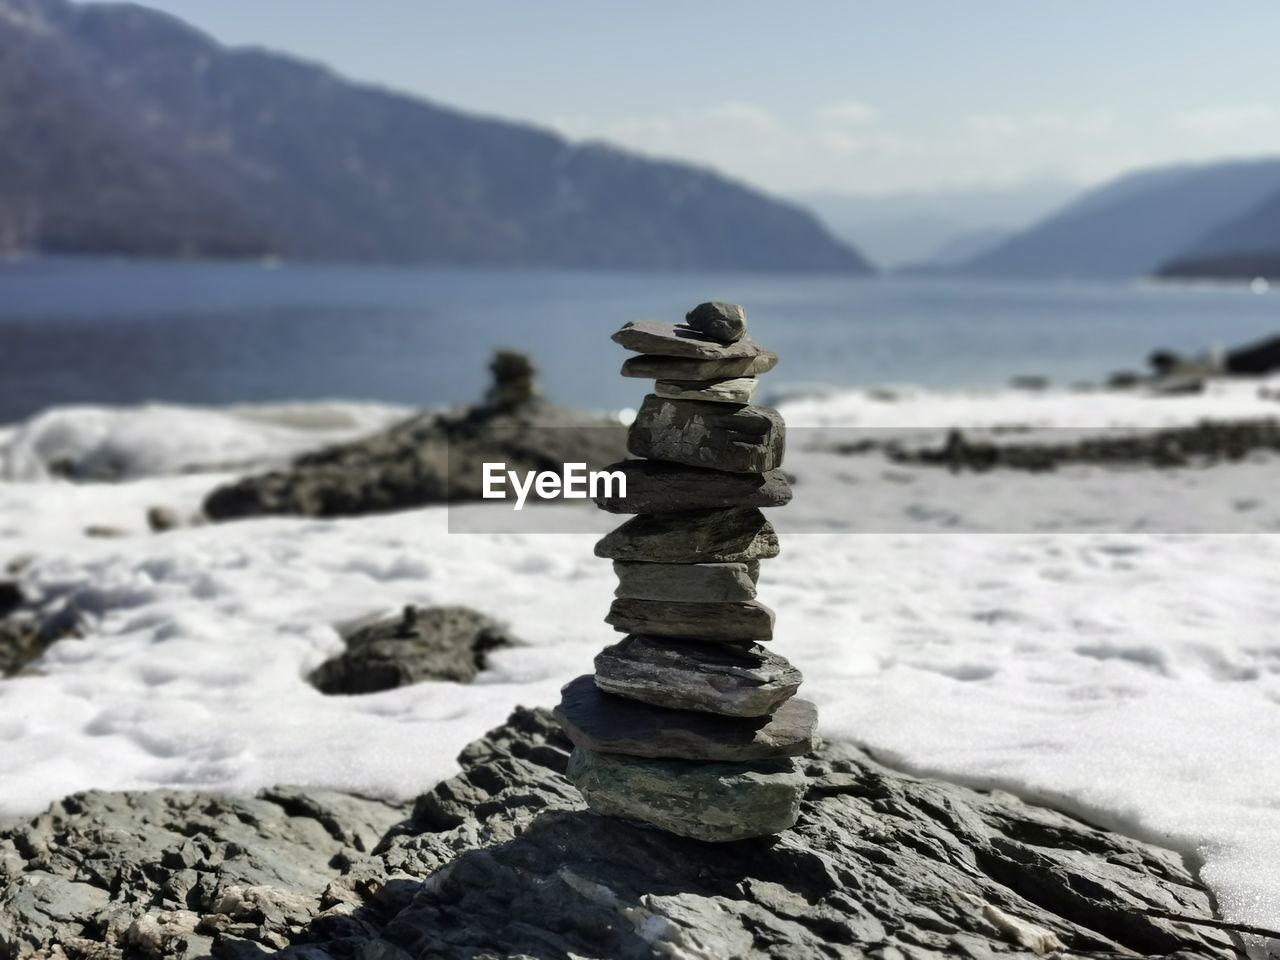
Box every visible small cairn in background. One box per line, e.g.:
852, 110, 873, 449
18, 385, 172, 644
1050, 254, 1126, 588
555, 302, 817, 841
484, 349, 541, 409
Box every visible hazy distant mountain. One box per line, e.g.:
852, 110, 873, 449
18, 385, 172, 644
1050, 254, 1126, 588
801, 182, 1078, 270
1158, 187, 1280, 280
917, 227, 1011, 266
951, 158, 1280, 280
0, 0, 871, 273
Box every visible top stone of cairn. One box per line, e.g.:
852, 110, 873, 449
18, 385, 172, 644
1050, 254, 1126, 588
685, 302, 747, 343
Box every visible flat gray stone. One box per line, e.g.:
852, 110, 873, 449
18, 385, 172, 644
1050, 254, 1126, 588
594, 507, 779, 563
655, 377, 757, 405
612, 320, 765, 360
606, 598, 775, 643
628, 395, 785, 474
685, 302, 747, 343
555, 675, 816, 761
614, 561, 757, 602
593, 460, 792, 514
622, 352, 778, 381
594, 634, 801, 716
567, 747, 805, 842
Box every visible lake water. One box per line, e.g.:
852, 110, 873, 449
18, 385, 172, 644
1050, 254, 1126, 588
1, 258, 1277, 422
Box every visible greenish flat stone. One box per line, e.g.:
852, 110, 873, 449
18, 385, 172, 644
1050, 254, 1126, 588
566, 747, 805, 842
655, 377, 758, 405
613, 560, 758, 602
605, 598, 775, 643
594, 507, 779, 564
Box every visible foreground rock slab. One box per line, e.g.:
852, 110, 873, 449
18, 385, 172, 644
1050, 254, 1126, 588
0, 786, 410, 959
593, 459, 792, 514
594, 634, 801, 716
0, 708, 1241, 959
555, 675, 817, 761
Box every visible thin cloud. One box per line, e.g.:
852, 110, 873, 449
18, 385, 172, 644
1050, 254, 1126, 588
814, 100, 879, 126
548, 100, 1280, 196
1172, 103, 1276, 134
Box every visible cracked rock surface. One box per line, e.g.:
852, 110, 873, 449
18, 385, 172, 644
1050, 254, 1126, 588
0, 708, 1240, 959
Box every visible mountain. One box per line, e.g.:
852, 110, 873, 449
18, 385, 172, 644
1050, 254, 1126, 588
915, 227, 1011, 267
1158, 188, 1280, 280
801, 181, 1078, 270
950, 158, 1280, 280
0, 0, 872, 273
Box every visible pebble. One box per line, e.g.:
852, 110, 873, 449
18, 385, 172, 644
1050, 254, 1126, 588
685, 302, 747, 343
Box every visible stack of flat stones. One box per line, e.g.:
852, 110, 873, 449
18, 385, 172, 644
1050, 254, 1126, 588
555, 301, 818, 842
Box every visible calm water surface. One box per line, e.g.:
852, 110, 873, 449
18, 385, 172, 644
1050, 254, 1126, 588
0, 258, 1276, 421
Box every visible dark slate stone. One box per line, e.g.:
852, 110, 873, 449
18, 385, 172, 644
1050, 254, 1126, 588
309, 605, 520, 693
554, 675, 817, 761
594, 634, 801, 716
606, 598, 775, 643
628, 395, 785, 474
0, 582, 23, 619
613, 560, 757, 602
594, 507, 779, 564
621, 352, 778, 381
611, 320, 765, 360
592, 459, 792, 514
685, 302, 747, 343
567, 747, 804, 842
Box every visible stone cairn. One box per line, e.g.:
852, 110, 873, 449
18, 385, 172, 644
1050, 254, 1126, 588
555, 301, 818, 842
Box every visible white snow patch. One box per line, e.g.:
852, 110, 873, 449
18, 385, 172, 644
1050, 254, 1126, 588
0, 401, 412, 481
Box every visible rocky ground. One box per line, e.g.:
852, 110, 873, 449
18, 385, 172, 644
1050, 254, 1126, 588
203, 353, 627, 521
0, 581, 82, 679
829, 417, 1280, 472
0, 707, 1244, 959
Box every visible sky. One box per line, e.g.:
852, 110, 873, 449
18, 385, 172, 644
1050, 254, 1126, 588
87, 1, 1280, 198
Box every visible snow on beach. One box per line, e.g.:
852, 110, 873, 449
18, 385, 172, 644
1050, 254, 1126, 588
2, 381, 1280, 935
0, 400, 412, 482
